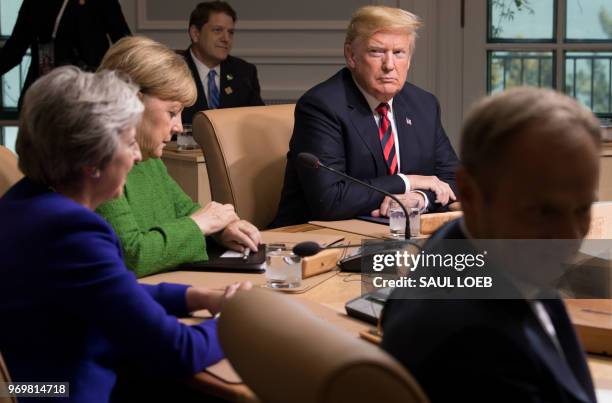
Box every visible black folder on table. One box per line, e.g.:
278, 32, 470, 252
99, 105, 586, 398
179, 243, 266, 273
345, 287, 393, 325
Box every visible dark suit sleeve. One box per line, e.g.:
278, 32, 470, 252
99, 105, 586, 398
291, 95, 406, 220
103, 0, 131, 42
247, 63, 264, 106
382, 300, 554, 403
0, 0, 33, 76
423, 98, 459, 212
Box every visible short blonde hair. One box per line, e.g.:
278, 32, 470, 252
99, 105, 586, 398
99, 36, 197, 106
461, 87, 602, 183
345, 6, 422, 53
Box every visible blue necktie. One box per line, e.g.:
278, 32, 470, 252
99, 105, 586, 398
207, 70, 220, 109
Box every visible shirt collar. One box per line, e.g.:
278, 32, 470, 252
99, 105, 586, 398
190, 48, 220, 80
459, 217, 541, 300
351, 75, 394, 114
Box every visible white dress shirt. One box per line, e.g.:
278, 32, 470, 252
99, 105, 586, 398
458, 218, 565, 357
190, 49, 220, 104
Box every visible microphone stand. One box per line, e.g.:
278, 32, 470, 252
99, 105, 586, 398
306, 156, 411, 239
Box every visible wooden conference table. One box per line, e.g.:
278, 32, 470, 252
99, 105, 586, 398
139, 221, 612, 402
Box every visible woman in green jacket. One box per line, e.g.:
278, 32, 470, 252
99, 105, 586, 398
96, 36, 260, 277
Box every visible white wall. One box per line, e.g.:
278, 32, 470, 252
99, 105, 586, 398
119, 0, 465, 149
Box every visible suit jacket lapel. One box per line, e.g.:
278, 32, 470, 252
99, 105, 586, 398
523, 302, 593, 403
392, 90, 420, 174
219, 60, 229, 108
343, 70, 387, 175
541, 299, 597, 402
185, 49, 209, 110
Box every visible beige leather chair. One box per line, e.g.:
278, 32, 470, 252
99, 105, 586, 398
218, 288, 429, 403
0, 146, 22, 197
192, 104, 295, 229
0, 353, 16, 403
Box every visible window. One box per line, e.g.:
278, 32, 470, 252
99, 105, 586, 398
0, 0, 27, 152
485, 0, 612, 120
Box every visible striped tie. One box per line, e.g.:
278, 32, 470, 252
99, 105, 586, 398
376, 103, 398, 175
207, 70, 220, 109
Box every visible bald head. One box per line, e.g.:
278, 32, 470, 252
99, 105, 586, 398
458, 87, 602, 239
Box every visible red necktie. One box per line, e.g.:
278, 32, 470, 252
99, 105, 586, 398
375, 103, 398, 175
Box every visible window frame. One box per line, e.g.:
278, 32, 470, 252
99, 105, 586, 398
470, 0, 612, 120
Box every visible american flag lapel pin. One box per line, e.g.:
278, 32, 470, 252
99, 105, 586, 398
406, 117, 412, 126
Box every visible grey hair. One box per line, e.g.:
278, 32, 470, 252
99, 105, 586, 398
16, 66, 144, 187
461, 87, 601, 184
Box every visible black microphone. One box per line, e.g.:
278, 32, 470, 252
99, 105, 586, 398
297, 152, 411, 239
292, 241, 357, 257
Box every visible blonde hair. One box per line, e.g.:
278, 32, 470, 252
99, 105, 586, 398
99, 36, 196, 106
345, 6, 422, 53
461, 87, 602, 183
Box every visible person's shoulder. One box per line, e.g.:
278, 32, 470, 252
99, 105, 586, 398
224, 55, 257, 71
28, 192, 115, 239
298, 68, 347, 107
399, 81, 439, 103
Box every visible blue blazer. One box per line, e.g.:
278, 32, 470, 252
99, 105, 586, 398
272, 67, 459, 227
381, 220, 596, 403
0, 178, 223, 403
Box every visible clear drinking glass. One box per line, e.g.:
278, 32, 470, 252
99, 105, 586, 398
389, 199, 420, 237
389, 201, 406, 237
265, 247, 302, 289
177, 124, 198, 150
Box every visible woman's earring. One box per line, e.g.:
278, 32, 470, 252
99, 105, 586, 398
91, 168, 101, 178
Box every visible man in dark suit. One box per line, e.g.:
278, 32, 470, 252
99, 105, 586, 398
272, 6, 458, 227
382, 87, 602, 402
0, 0, 130, 111
182, 1, 264, 125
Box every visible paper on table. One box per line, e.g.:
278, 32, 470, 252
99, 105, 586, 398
220, 250, 243, 258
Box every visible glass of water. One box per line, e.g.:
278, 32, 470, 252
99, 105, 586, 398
389, 199, 421, 238
265, 247, 302, 289
389, 200, 406, 237
177, 124, 199, 150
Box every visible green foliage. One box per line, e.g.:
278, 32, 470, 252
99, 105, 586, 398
491, 0, 534, 37
599, 7, 612, 38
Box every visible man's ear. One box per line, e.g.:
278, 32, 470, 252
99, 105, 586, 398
188, 25, 200, 44
456, 166, 477, 212
344, 43, 356, 69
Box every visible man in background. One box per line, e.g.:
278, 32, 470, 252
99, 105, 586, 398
183, 1, 264, 124
272, 5, 458, 227
382, 87, 601, 402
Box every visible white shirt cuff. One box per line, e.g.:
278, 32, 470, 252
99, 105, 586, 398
413, 190, 429, 212
398, 173, 411, 192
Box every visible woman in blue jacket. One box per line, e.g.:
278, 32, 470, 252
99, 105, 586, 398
0, 66, 249, 402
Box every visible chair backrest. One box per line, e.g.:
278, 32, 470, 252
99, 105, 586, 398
0, 352, 16, 403
218, 288, 429, 403
0, 146, 22, 197
192, 104, 295, 229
